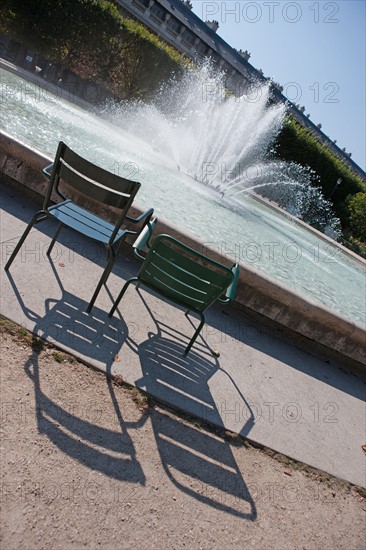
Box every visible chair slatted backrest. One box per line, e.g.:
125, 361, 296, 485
139, 235, 234, 312
47, 142, 140, 215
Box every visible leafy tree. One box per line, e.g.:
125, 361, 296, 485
0, 0, 184, 98
274, 116, 365, 230
346, 192, 366, 241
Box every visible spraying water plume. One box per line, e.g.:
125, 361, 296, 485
99, 63, 340, 236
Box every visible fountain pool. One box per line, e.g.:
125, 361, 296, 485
0, 66, 365, 326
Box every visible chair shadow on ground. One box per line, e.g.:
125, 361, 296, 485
6, 261, 257, 520
112, 289, 257, 519
6, 265, 146, 485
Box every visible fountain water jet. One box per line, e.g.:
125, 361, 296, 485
0, 64, 365, 331
99, 63, 341, 235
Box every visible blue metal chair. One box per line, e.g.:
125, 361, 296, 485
109, 228, 240, 356
5, 141, 154, 312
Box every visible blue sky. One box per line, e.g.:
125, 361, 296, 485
191, 0, 366, 171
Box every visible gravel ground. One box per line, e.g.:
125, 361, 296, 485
1, 317, 365, 550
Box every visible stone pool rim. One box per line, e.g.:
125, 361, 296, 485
0, 131, 365, 368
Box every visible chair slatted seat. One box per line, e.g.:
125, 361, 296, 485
47, 201, 124, 244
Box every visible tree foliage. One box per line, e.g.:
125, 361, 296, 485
346, 192, 366, 241
0, 0, 184, 98
274, 116, 366, 230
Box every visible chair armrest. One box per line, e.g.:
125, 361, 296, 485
43, 163, 54, 178
218, 263, 240, 303
226, 263, 240, 300
125, 208, 154, 226
115, 208, 154, 246
133, 218, 158, 261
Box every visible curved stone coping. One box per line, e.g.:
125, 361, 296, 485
248, 192, 366, 267
0, 131, 365, 367
0, 58, 96, 111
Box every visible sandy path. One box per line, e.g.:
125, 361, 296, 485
1, 318, 365, 550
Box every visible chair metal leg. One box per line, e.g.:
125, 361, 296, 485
109, 278, 139, 317
4, 211, 48, 271
86, 249, 116, 313
47, 222, 63, 256
184, 311, 205, 356
87, 237, 128, 313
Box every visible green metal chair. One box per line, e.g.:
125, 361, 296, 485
4, 141, 154, 312
109, 229, 240, 356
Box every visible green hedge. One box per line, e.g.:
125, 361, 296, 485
346, 192, 366, 241
105, 18, 186, 100
274, 117, 366, 229
0, 0, 185, 99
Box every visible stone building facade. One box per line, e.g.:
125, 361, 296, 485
116, 0, 365, 180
